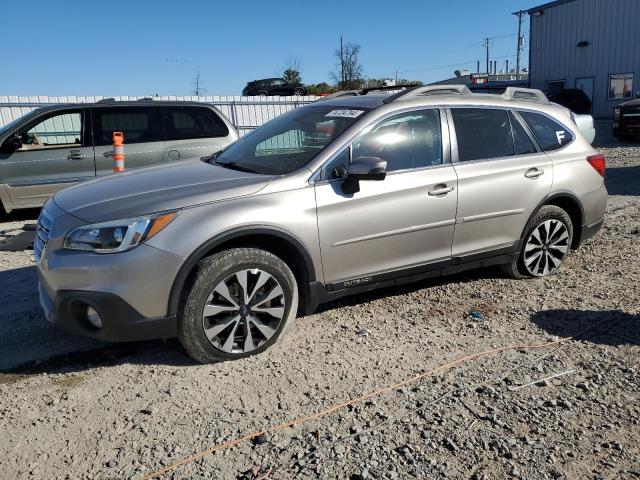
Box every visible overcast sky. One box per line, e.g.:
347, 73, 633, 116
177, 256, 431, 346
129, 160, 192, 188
1, 0, 541, 96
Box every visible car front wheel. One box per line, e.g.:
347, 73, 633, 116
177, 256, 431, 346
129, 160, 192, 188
178, 248, 298, 363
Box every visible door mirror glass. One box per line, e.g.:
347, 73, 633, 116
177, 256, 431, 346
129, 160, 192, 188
342, 156, 387, 194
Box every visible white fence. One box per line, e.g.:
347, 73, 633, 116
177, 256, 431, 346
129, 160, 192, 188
0, 95, 320, 136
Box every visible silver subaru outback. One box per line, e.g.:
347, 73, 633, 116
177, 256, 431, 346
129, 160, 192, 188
36, 86, 607, 363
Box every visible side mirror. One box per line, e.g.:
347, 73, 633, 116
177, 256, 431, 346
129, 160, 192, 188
1, 135, 22, 153
342, 156, 387, 194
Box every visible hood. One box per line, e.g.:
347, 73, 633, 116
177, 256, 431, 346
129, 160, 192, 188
620, 98, 640, 108
54, 159, 273, 223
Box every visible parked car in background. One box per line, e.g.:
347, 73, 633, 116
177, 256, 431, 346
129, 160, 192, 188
36, 85, 606, 363
242, 78, 307, 96
547, 88, 592, 114
0, 100, 237, 213
613, 95, 640, 139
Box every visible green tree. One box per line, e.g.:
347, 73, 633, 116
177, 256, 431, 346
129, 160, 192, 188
283, 56, 302, 84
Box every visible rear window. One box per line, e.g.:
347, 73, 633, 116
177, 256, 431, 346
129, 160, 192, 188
93, 107, 162, 145
509, 111, 537, 155
451, 108, 514, 161
519, 111, 573, 151
164, 106, 229, 140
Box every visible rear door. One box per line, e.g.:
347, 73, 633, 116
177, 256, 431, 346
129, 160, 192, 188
162, 105, 232, 162
449, 107, 552, 257
92, 105, 164, 176
0, 108, 95, 207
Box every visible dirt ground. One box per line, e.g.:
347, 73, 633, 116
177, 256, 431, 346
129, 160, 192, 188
0, 127, 638, 480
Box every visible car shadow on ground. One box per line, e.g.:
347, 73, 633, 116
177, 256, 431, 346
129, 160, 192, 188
0, 265, 194, 381
530, 309, 640, 346
605, 165, 640, 196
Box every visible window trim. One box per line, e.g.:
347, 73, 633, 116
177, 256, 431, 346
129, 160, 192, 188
312, 106, 451, 185
13, 108, 87, 153
508, 110, 542, 155
607, 72, 634, 101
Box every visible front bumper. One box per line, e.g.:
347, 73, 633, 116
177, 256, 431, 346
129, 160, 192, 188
38, 277, 177, 342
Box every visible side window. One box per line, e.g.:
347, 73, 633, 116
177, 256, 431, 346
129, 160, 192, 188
93, 107, 162, 146
321, 148, 350, 181
451, 108, 514, 162
18, 111, 83, 150
352, 109, 442, 172
509, 111, 537, 155
519, 111, 572, 151
165, 106, 229, 140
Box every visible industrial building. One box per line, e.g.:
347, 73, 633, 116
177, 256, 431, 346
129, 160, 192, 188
527, 0, 640, 118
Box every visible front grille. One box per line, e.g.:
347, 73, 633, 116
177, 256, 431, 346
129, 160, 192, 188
34, 209, 53, 263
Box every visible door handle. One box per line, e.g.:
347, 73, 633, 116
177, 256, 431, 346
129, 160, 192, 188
525, 168, 545, 179
428, 184, 455, 196
67, 152, 87, 160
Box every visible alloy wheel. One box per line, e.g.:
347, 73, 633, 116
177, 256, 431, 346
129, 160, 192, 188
201, 269, 285, 353
523, 219, 570, 277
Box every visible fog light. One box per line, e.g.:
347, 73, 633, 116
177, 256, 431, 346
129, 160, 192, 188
86, 306, 102, 329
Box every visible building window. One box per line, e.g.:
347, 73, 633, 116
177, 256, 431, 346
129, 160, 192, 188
608, 73, 633, 100
546, 80, 565, 95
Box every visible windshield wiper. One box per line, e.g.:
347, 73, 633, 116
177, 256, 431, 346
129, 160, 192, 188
214, 160, 259, 174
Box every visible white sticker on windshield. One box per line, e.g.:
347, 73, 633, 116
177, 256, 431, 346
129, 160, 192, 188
325, 109, 364, 118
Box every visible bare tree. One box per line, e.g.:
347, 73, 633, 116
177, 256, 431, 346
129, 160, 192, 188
282, 56, 302, 84
192, 72, 206, 96
330, 39, 364, 90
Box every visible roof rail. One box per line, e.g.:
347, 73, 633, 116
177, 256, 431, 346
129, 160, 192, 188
384, 84, 472, 103
97, 97, 116, 103
361, 84, 420, 95
502, 87, 548, 103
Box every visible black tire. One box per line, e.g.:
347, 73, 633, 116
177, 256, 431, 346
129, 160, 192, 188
257, 91, 269, 97
178, 248, 298, 364
502, 205, 573, 279
293, 88, 305, 96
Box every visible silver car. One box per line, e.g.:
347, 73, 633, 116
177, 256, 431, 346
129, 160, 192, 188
35, 86, 607, 363
0, 100, 237, 213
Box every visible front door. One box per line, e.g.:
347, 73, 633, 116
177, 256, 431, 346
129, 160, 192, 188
91, 106, 165, 176
449, 108, 552, 257
0, 108, 95, 207
575, 77, 594, 112
315, 108, 458, 287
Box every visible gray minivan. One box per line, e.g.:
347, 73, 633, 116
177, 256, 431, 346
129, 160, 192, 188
0, 100, 237, 213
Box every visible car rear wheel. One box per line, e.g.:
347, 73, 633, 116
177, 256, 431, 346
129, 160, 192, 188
257, 91, 269, 97
178, 248, 298, 363
293, 88, 305, 96
502, 205, 573, 279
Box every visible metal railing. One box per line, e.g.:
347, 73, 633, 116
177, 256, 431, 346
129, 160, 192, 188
0, 95, 320, 136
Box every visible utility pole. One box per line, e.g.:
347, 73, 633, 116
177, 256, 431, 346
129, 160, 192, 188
484, 37, 490, 76
513, 10, 527, 80
340, 35, 345, 87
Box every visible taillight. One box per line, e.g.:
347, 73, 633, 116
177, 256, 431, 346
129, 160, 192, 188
587, 153, 606, 177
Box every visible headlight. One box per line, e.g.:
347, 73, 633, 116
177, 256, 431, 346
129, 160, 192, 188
64, 211, 178, 253
614, 108, 621, 120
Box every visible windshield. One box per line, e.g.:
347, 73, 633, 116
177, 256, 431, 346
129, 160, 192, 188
213, 105, 369, 175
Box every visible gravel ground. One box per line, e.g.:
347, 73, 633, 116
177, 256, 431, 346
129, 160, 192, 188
0, 131, 638, 480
